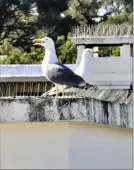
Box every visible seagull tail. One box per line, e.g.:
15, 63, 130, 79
85, 83, 93, 89
76, 82, 93, 89
85, 83, 90, 86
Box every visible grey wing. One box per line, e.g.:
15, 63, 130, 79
45, 63, 86, 86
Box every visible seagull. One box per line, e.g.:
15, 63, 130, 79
33, 37, 89, 96
75, 48, 93, 84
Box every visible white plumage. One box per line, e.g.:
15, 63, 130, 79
75, 48, 93, 83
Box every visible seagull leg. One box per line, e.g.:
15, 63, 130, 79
56, 86, 59, 96
62, 88, 65, 96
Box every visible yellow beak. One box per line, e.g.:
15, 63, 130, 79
33, 39, 43, 46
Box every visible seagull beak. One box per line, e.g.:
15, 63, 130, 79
33, 39, 43, 46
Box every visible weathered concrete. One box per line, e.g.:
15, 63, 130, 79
0, 97, 132, 128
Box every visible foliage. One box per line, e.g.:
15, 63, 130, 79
0, 33, 77, 64
66, 0, 133, 24
35, 0, 77, 38
0, 39, 13, 55
105, 12, 133, 24
0, 39, 44, 64
0, 0, 38, 47
57, 33, 77, 64
66, 0, 101, 24
99, 47, 120, 57
0, 0, 132, 64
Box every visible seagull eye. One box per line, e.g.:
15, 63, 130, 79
45, 39, 48, 41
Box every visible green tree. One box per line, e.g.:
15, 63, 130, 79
105, 12, 133, 24
35, 0, 77, 38
66, 0, 133, 24
66, 0, 101, 25
0, 39, 13, 55
0, 33, 77, 64
0, 0, 132, 65
0, 39, 44, 64
0, 0, 38, 51
57, 33, 77, 64
99, 46, 120, 57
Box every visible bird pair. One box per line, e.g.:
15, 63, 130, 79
33, 37, 93, 96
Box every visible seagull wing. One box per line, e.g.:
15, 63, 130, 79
45, 62, 86, 87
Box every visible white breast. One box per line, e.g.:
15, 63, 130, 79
41, 48, 58, 77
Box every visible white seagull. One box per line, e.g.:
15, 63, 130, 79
75, 48, 93, 84
33, 37, 89, 96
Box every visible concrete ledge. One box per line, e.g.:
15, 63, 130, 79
72, 36, 133, 45
0, 97, 132, 128
0, 64, 76, 82
0, 76, 48, 82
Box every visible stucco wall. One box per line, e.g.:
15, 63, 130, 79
0, 97, 132, 128
0, 122, 132, 169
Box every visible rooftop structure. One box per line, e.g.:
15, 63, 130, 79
71, 24, 133, 88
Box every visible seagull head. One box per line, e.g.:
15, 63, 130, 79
33, 37, 55, 49
82, 48, 93, 57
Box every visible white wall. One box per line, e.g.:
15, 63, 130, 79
75, 45, 132, 86
85, 45, 132, 85
0, 64, 76, 78
0, 122, 132, 169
